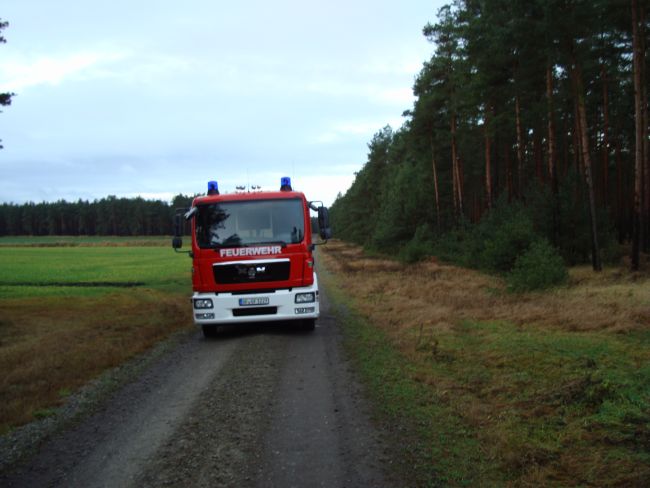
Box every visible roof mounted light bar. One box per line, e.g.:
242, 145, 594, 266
207, 180, 219, 195
280, 176, 292, 191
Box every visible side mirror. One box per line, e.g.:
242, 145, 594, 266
172, 207, 191, 254
174, 208, 186, 237
318, 207, 332, 240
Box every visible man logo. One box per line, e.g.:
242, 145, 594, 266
236, 264, 267, 280
245, 266, 266, 279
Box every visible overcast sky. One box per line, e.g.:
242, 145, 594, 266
1, 0, 444, 206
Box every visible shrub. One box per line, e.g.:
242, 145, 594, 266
507, 239, 568, 292
398, 224, 434, 263
476, 204, 539, 273
430, 220, 476, 267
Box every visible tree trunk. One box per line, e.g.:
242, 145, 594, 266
458, 155, 465, 210
573, 99, 582, 174
451, 113, 459, 218
571, 51, 602, 271
515, 95, 525, 197
641, 3, 649, 253
494, 127, 500, 201
484, 107, 493, 210
615, 136, 625, 243
563, 115, 570, 177
601, 64, 610, 206
547, 63, 559, 246
632, 0, 644, 269
430, 134, 441, 230
505, 142, 513, 202
534, 129, 543, 184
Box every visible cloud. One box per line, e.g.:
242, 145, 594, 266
314, 132, 339, 144
359, 58, 425, 76
0, 0, 440, 207
294, 174, 356, 207
120, 164, 137, 174
368, 87, 414, 105
0, 49, 129, 92
314, 117, 405, 144
305, 79, 414, 107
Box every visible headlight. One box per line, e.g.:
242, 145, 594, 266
295, 292, 315, 303
194, 298, 214, 309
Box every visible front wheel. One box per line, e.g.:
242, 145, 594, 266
202, 325, 219, 338
302, 319, 316, 331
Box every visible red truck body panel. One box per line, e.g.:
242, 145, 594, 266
189, 190, 315, 294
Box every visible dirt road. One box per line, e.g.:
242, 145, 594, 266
1, 289, 391, 487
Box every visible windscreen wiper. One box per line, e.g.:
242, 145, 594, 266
211, 240, 287, 251
245, 241, 288, 248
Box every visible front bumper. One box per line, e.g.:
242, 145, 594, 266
192, 274, 319, 325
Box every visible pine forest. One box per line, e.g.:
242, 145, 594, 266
331, 0, 650, 282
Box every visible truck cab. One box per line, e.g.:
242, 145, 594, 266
173, 178, 331, 337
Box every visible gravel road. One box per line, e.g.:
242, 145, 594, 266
0, 288, 392, 487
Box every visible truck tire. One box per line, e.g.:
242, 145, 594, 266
202, 325, 219, 338
302, 319, 316, 331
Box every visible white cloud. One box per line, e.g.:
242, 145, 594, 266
359, 58, 425, 76
105, 54, 194, 87
334, 121, 389, 135
305, 79, 414, 106
0, 49, 129, 92
294, 174, 356, 207
314, 117, 405, 144
120, 164, 137, 174
314, 132, 339, 144
368, 86, 414, 105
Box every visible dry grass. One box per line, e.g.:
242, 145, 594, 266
323, 241, 650, 336
320, 240, 650, 486
0, 242, 191, 433
0, 291, 191, 433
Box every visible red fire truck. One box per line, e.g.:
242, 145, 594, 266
172, 177, 331, 337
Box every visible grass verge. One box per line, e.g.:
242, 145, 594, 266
321, 270, 486, 486
319, 240, 650, 486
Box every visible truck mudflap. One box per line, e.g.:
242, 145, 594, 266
192, 274, 319, 326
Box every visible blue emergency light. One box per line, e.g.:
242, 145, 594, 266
280, 177, 292, 191
207, 180, 219, 195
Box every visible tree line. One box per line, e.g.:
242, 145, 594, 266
0, 195, 195, 236
331, 0, 650, 272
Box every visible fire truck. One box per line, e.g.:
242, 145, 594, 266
172, 177, 331, 337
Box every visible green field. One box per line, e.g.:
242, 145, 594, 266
0, 245, 190, 298
0, 238, 193, 433
0, 235, 170, 247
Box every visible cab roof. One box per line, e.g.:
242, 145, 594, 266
192, 190, 306, 206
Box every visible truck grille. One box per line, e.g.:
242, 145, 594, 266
213, 260, 290, 285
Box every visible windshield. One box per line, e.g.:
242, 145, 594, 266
195, 198, 305, 249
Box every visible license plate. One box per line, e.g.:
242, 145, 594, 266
238, 297, 270, 306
